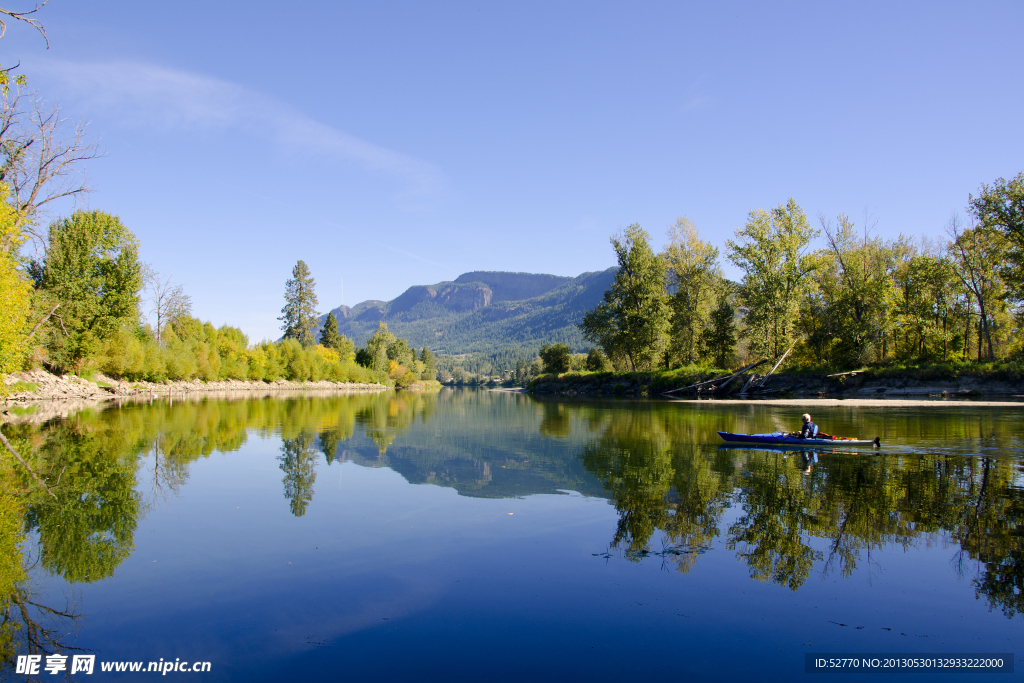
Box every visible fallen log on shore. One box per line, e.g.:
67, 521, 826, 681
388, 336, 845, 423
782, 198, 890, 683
662, 360, 768, 395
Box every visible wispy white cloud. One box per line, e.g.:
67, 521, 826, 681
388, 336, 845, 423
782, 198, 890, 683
679, 75, 713, 113
36, 60, 445, 196
319, 217, 443, 266
681, 95, 713, 112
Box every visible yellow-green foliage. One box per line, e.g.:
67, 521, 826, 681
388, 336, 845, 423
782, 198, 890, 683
0, 256, 30, 376
0, 185, 30, 377
97, 315, 386, 385
0, 451, 28, 662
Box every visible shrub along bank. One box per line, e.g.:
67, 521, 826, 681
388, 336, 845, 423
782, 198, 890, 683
95, 319, 387, 385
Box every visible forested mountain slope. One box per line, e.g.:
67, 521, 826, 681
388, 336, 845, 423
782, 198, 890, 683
324, 269, 615, 355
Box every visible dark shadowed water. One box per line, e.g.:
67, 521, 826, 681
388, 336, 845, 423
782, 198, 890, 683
2, 389, 1022, 681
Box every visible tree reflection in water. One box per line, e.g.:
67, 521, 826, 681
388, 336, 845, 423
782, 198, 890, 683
0, 388, 1022, 678
1, 424, 91, 667
279, 432, 318, 517
574, 403, 1024, 617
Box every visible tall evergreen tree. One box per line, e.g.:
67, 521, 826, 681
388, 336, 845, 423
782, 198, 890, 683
320, 311, 342, 349
579, 224, 669, 371
279, 260, 320, 346
419, 347, 436, 381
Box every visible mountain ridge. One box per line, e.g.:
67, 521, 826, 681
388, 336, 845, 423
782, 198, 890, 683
322, 269, 615, 355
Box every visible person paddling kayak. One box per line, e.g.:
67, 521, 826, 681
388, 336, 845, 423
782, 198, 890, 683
790, 413, 818, 439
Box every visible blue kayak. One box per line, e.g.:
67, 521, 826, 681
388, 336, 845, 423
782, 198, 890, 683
717, 431, 880, 447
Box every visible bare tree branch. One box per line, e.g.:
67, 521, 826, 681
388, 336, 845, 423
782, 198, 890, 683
8, 589, 87, 659
0, 91, 102, 251
0, 2, 50, 46
25, 300, 57, 339
145, 269, 192, 344
0, 430, 57, 498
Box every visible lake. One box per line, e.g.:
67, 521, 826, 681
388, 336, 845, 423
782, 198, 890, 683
2, 389, 1021, 681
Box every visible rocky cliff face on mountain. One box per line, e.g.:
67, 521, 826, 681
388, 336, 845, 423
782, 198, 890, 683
389, 282, 494, 316
322, 269, 615, 355
453, 272, 571, 302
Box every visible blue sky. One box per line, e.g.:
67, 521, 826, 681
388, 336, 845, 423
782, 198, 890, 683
4, 1, 1022, 341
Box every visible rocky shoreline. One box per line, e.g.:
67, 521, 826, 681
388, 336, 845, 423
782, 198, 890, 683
528, 368, 1024, 399
2, 369, 391, 421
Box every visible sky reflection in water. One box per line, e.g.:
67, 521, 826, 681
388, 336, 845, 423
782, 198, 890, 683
2, 389, 1022, 681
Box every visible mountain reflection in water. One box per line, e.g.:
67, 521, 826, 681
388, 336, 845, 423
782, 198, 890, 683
1, 389, 1022, 669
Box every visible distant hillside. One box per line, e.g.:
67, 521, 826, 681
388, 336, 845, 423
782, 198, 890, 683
322, 269, 615, 356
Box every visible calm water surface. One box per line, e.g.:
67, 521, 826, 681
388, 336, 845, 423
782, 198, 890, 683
2, 389, 1022, 681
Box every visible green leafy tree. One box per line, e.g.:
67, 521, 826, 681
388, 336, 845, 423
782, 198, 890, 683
387, 336, 415, 367
539, 343, 571, 373
890, 247, 963, 361
727, 200, 817, 359
803, 214, 899, 366
279, 260, 320, 346
364, 322, 397, 373
969, 172, 1024, 297
33, 210, 143, 372
702, 291, 737, 368
579, 224, 669, 371
585, 347, 613, 372
948, 215, 1009, 360
663, 216, 721, 366
337, 336, 356, 363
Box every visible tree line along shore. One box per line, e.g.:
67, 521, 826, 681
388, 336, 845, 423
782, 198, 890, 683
0, 32, 437, 397
4, 175, 1023, 398
582, 188, 1024, 372
0, 50, 1022, 396
463, 175, 1023, 393
1, 213, 438, 393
